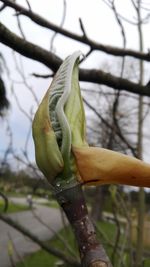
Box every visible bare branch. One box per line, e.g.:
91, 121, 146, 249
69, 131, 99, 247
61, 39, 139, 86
50, 0, 67, 52
25, 0, 32, 11
1, 0, 150, 61
83, 97, 137, 156
7, 232, 26, 267
31, 208, 77, 259
79, 48, 93, 64
79, 18, 88, 39
80, 68, 150, 97
31, 72, 52, 78
0, 2, 5, 11
12, 52, 39, 105
0, 22, 62, 72
1, 22, 150, 97
101, 0, 138, 25
0, 191, 8, 212
11, 87, 32, 121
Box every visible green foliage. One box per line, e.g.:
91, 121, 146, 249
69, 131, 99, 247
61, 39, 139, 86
144, 259, 150, 267
16, 249, 57, 267
0, 166, 51, 197
42, 200, 60, 209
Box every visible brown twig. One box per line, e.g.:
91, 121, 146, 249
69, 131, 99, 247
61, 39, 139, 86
50, 0, 67, 52
1, 21, 150, 97
83, 97, 136, 156
0, 0, 150, 62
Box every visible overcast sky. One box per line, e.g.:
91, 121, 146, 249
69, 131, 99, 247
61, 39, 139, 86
1, 0, 150, 169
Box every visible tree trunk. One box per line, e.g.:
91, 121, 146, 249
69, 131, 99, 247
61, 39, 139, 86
91, 186, 108, 222
135, 1, 145, 266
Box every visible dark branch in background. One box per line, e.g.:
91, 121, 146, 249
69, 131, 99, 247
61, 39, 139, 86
31, 208, 77, 258
79, 47, 93, 64
105, 0, 131, 161
16, 14, 26, 40
11, 85, 32, 121
1, 22, 150, 97
111, 0, 126, 76
0, 22, 62, 72
12, 51, 39, 105
0, 76, 9, 116
111, 202, 121, 265
0, 52, 10, 75
101, 0, 139, 25
25, 0, 32, 11
0, 214, 80, 267
78, 18, 93, 64
31, 72, 53, 78
79, 18, 88, 39
1, 0, 150, 62
0, 191, 8, 212
50, 0, 67, 52
0, 2, 5, 11
7, 232, 26, 267
80, 69, 150, 96
83, 97, 137, 156
1, 119, 13, 168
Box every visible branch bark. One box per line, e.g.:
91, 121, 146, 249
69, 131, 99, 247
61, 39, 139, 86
1, 0, 150, 62
55, 184, 112, 267
135, 2, 145, 266
1, 22, 150, 97
0, 22, 61, 72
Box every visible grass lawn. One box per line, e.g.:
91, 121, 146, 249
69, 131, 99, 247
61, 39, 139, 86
42, 199, 60, 209
16, 249, 57, 267
15, 220, 150, 267
15, 221, 120, 267
16, 225, 77, 267
0, 199, 30, 213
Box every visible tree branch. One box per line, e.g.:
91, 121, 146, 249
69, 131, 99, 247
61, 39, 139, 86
0, 191, 8, 212
0, 22, 61, 72
1, 0, 150, 62
1, 22, 150, 97
80, 69, 150, 97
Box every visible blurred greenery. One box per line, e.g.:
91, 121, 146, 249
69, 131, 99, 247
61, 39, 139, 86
15, 221, 123, 267
0, 200, 29, 213
16, 220, 150, 267
1, 165, 150, 266
16, 225, 78, 267
16, 249, 57, 267
42, 200, 60, 209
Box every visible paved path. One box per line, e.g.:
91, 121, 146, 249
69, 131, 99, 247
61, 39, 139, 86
9, 196, 50, 205
0, 205, 66, 267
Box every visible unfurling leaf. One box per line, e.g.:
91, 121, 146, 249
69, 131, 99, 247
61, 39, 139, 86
32, 51, 150, 189
32, 51, 87, 185
72, 146, 150, 187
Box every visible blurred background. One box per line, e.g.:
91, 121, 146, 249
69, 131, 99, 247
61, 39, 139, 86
0, 0, 150, 267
